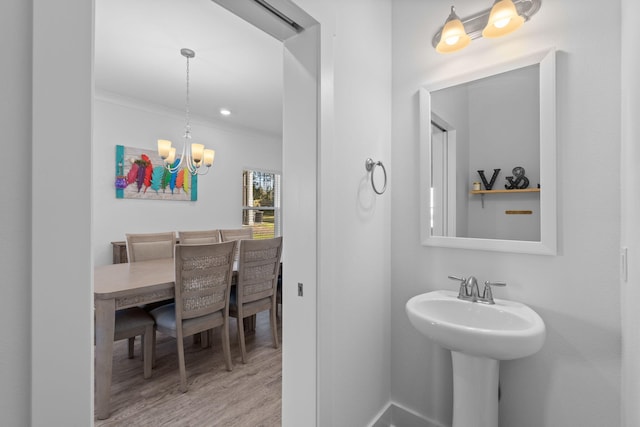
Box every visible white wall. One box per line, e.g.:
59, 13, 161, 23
32, 0, 94, 424
294, 0, 393, 426
92, 94, 281, 265
392, 1, 621, 426
621, 0, 640, 425
0, 0, 32, 425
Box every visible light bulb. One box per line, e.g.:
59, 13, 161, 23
446, 35, 460, 46
494, 17, 511, 28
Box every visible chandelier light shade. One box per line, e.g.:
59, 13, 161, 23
482, 0, 525, 38
436, 6, 472, 54
432, 0, 540, 53
157, 139, 172, 159
158, 48, 215, 175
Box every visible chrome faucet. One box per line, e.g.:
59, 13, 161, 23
448, 275, 480, 302
448, 275, 507, 304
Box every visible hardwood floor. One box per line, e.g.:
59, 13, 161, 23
96, 311, 282, 426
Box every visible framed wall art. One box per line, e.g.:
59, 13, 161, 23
114, 145, 198, 201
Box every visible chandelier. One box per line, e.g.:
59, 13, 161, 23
157, 48, 215, 175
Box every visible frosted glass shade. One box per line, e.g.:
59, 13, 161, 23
203, 149, 215, 167
482, 0, 524, 38
166, 147, 176, 165
158, 139, 172, 159
191, 143, 204, 163
436, 8, 471, 54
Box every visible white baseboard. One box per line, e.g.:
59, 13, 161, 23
369, 402, 447, 427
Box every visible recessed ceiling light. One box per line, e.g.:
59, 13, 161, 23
219, 108, 232, 116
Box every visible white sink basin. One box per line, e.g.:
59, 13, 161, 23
406, 290, 545, 360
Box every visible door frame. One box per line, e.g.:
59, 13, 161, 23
211, 4, 321, 424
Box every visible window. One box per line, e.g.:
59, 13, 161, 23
242, 170, 281, 239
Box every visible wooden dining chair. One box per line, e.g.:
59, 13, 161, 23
124, 231, 176, 356
149, 241, 237, 392
113, 307, 155, 379
178, 229, 221, 245
178, 229, 223, 346
125, 232, 176, 262
220, 228, 253, 263
95, 304, 154, 379
229, 237, 283, 364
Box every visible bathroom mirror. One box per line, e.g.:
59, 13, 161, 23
419, 49, 556, 255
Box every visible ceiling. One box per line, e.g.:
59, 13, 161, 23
94, 0, 284, 137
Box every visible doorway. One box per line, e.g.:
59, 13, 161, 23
93, 0, 319, 424
430, 115, 457, 238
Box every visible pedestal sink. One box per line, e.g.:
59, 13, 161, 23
406, 290, 545, 427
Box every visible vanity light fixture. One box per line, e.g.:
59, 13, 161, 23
157, 48, 215, 175
433, 0, 541, 53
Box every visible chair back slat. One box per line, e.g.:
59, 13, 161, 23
178, 229, 221, 245
175, 242, 236, 321
220, 228, 253, 241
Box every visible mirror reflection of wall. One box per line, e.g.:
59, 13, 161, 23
431, 64, 540, 241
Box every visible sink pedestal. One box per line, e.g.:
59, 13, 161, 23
451, 351, 499, 427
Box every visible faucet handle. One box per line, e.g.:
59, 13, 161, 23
481, 281, 506, 304
449, 275, 469, 299
484, 281, 506, 288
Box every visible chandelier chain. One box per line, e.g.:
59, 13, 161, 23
184, 55, 192, 139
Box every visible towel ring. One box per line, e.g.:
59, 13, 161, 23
365, 158, 387, 195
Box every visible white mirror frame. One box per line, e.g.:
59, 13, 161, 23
419, 48, 557, 255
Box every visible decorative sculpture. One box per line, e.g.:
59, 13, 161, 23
477, 169, 501, 190
505, 166, 530, 189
